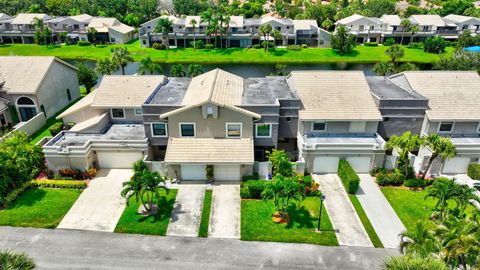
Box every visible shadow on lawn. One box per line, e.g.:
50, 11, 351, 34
135, 196, 175, 223
10, 188, 47, 209
285, 203, 335, 232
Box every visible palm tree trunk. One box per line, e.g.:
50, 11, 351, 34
421, 152, 438, 180
121, 65, 126, 75
400, 33, 404, 45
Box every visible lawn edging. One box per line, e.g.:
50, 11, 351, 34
198, 189, 213, 237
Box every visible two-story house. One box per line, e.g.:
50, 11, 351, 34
443, 14, 480, 35
334, 14, 385, 43
1, 13, 51, 44
45, 14, 93, 42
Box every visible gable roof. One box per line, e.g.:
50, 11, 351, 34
380, 15, 401, 26
287, 71, 382, 121
11, 13, 50, 25
70, 14, 93, 23
293, 20, 318, 30
389, 71, 480, 121
443, 14, 480, 24
57, 89, 97, 119
410, 15, 446, 26
0, 13, 11, 21
91, 75, 165, 108
0, 56, 76, 94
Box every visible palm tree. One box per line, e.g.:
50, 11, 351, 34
321, 19, 333, 31
170, 64, 186, 77
425, 177, 459, 220
386, 45, 405, 68
0, 250, 35, 270
382, 255, 448, 270
261, 175, 305, 219
190, 19, 197, 51
410, 25, 419, 44
271, 30, 282, 48
373, 62, 395, 76
138, 56, 163, 75
96, 58, 117, 75
154, 18, 172, 47
386, 131, 422, 178
259, 24, 273, 52
420, 134, 456, 180
399, 222, 437, 257
111, 47, 133, 75
87, 27, 98, 46
400, 19, 412, 45
201, 9, 214, 45
187, 64, 203, 77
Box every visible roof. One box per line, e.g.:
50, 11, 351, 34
0, 56, 76, 94
287, 71, 382, 121
366, 76, 426, 100
70, 14, 93, 23
69, 112, 108, 132
164, 138, 254, 164
88, 17, 119, 32
443, 14, 480, 24
389, 71, 480, 121
229, 16, 244, 28
242, 76, 297, 104
380, 15, 401, 26
92, 76, 165, 108
292, 20, 318, 30
0, 13, 12, 21
185, 16, 201, 27
0, 97, 8, 112
110, 23, 134, 34
11, 13, 49, 25
410, 15, 446, 26
57, 89, 97, 119
335, 14, 365, 25
261, 16, 292, 25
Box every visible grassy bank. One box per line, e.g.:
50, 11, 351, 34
0, 41, 453, 64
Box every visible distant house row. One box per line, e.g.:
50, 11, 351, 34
0, 13, 135, 44
335, 14, 480, 44
139, 15, 332, 48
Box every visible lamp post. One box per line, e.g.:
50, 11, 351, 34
316, 194, 326, 232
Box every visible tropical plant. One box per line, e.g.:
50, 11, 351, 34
410, 25, 419, 44
138, 56, 163, 75
187, 64, 203, 77
96, 58, 117, 75
420, 134, 456, 179
399, 19, 412, 45
382, 255, 448, 270
154, 17, 172, 47
423, 36, 446, 54
386, 45, 405, 68
258, 24, 273, 52
201, 9, 214, 45
266, 149, 295, 177
170, 64, 186, 77
425, 177, 460, 219
261, 175, 305, 219
190, 18, 198, 51
321, 19, 333, 30
399, 222, 437, 257
331, 25, 355, 55
0, 250, 35, 270
386, 131, 422, 178
271, 30, 282, 48
87, 27, 98, 46
111, 47, 133, 75
76, 62, 98, 94
373, 61, 395, 76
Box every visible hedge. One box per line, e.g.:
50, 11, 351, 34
468, 163, 480, 180
243, 180, 270, 199
48, 122, 64, 136
0, 182, 34, 208
337, 160, 360, 194
31, 180, 87, 189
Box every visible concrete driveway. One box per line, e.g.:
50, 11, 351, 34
167, 184, 206, 237
57, 169, 132, 232
209, 183, 240, 239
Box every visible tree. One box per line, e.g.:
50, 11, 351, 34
363, 0, 396, 17
423, 36, 446, 54
170, 64, 186, 77
76, 62, 98, 94
420, 134, 456, 180
399, 19, 412, 45
111, 47, 133, 75
386, 131, 422, 178
321, 19, 333, 31
382, 255, 448, 270
425, 177, 460, 219
190, 18, 198, 51
399, 222, 437, 257
258, 24, 273, 52
271, 30, 282, 48
410, 25, 419, 44
373, 62, 395, 76
201, 9, 214, 45
124, 13, 140, 28
266, 149, 295, 177
440, 0, 473, 16
87, 27, 98, 46
154, 18, 172, 47
96, 58, 117, 75
187, 64, 203, 77
0, 250, 36, 270
262, 175, 305, 219
138, 56, 162, 75
434, 51, 480, 73
386, 45, 405, 68
331, 25, 355, 55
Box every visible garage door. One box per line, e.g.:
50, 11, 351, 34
313, 157, 339, 173
214, 165, 241, 181
97, 151, 144, 169
346, 157, 372, 173
181, 165, 206, 180
442, 157, 471, 174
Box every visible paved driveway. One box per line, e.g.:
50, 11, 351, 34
167, 184, 206, 237
209, 183, 241, 239
313, 174, 372, 247
57, 169, 132, 232
356, 174, 406, 249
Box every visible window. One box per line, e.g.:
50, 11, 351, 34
256, 124, 272, 138
207, 106, 214, 115
151, 123, 167, 137
180, 123, 195, 137
462, 25, 468, 30
369, 25, 374, 30
134, 108, 143, 116
312, 121, 326, 131
422, 26, 429, 32
477, 122, 480, 133
226, 123, 242, 138
350, 121, 367, 132
111, 108, 125, 119
438, 122, 454, 133
66, 89, 71, 101
40, 105, 46, 117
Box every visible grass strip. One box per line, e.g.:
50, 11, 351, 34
198, 189, 213, 237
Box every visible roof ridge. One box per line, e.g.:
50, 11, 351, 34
207, 68, 219, 103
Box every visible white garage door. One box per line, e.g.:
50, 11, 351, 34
313, 157, 339, 173
442, 157, 471, 174
97, 151, 144, 169
346, 157, 372, 173
181, 165, 207, 180
214, 165, 241, 181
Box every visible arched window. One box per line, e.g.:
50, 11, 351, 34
40, 105, 46, 117
17, 97, 35, 105
17, 96, 36, 122
67, 89, 71, 101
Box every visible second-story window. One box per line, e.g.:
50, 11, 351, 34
438, 122, 454, 133
111, 108, 125, 119
226, 123, 242, 138
256, 123, 272, 138
350, 121, 366, 132
180, 123, 195, 137
312, 121, 326, 132
151, 123, 167, 137
134, 108, 143, 116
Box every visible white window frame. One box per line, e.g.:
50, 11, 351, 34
349, 121, 367, 132
110, 108, 125, 119
255, 123, 272, 138
151, 122, 168, 137
179, 122, 196, 138
226, 122, 242, 138
311, 121, 327, 132
437, 121, 455, 133
134, 108, 143, 116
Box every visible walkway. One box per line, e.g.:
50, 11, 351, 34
313, 174, 373, 247
166, 184, 206, 237
208, 183, 241, 239
356, 174, 406, 249
0, 226, 400, 270
57, 169, 132, 232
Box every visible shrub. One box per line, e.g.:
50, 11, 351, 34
58, 169, 83, 180
242, 173, 259, 182
423, 36, 446, 54
364, 42, 379, 46
1, 182, 34, 208
370, 167, 388, 177
404, 178, 427, 188
190, 40, 204, 49
287, 45, 302, 51
152, 43, 166, 50
337, 160, 360, 194
31, 180, 87, 189
48, 122, 64, 136
205, 44, 214, 49
240, 187, 251, 198
407, 42, 423, 49
301, 44, 308, 48
383, 38, 395, 46
298, 175, 319, 196
77, 40, 91, 46
245, 180, 269, 199
467, 163, 480, 180
376, 169, 405, 186
253, 44, 262, 49
84, 168, 97, 179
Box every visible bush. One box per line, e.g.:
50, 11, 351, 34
287, 45, 302, 51
423, 36, 446, 54
205, 44, 214, 49
152, 43, 166, 50
77, 40, 91, 46
253, 44, 262, 49
242, 173, 259, 182
48, 122, 64, 136
84, 168, 97, 179
240, 187, 251, 198
364, 42, 379, 47
245, 180, 270, 199
383, 38, 395, 46
337, 160, 360, 194
376, 169, 405, 186
301, 44, 308, 49
31, 180, 87, 189
190, 40, 204, 49
467, 163, 480, 180
407, 42, 423, 49
404, 178, 427, 188
298, 175, 319, 196
58, 169, 83, 180
370, 167, 388, 177
1, 182, 33, 208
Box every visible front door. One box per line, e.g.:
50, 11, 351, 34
18, 107, 36, 122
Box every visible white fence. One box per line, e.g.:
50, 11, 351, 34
0, 113, 46, 141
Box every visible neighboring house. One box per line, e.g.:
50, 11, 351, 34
0, 56, 79, 126
387, 71, 480, 176
0, 13, 51, 44
287, 71, 386, 174
139, 15, 330, 48
334, 14, 384, 43
409, 15, 457, 40
443, 14, 480, 35
87, 17, 135, 44
45, 14, 93, 42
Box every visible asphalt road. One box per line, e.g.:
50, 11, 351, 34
0, 226, 400, 269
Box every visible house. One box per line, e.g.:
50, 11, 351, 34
386, 71, 480, 176
1, 13, 51, 44
0, 56, 79, 127
45, 14, 93, 42
409, 15, 458, 40
443, 14, 480, 35
86, 17, 135, 44
287, 71, 386, 174
334, 14, 385, 43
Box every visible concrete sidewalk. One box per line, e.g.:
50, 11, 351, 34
167, 184, 206, 237
209, 183, 240, 239
314, 174, 373, 247
356, 174, 406, 249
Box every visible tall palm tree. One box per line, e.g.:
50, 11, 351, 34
201, 9, 214, 45
87, 27, 98, 46
420, 134, 457, 179
190, 19, 197, 51
410, 25, 419, 44
400, 19, 412, 45
399, 222, 437, 257
386, 131, 422, 178
111, 47, 133, 75
96, 58, 117, 75
154, 18, 172, 48
138, 56, 162, 75
425, 178, 459, 220
187, 64, 203, 77
259, 24, 273, 52
271, 30, 282, 48
0, 249, 35, 270
386, 45, 405, 68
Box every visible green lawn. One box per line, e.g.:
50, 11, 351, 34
0, 41, 454, 64
348, 194, 383, 248
241, 197, 338, 246
114, 189, 177, 236
198, 189, 213, 237
0, 188, 82, 228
